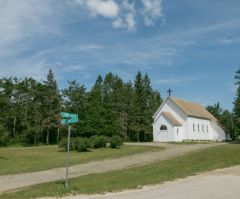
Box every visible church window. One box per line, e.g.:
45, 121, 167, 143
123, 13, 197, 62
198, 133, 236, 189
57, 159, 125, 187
198, 124, 200, 132
206, 125, 208, 132
160, 125, 167, 131
193, 124, 195, 132
202, 124, 204, 132
177, 128, 179, 135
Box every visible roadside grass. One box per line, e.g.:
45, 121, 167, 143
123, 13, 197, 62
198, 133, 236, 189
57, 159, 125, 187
0, 145, 163, 175
1, 144, 240, 199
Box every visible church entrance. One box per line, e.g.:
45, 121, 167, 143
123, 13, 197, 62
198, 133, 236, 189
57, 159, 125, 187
159, 125, 168, 142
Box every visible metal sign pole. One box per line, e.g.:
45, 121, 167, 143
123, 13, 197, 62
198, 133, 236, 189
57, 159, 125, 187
61, 112, 78, 189
65, 124, 71, 189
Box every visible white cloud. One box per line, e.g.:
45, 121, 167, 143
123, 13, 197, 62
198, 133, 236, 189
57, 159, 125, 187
73, 0, 171, 31
123, 0, 136, 31
0, 0, 60, 58
153, 76, 201, 85
141, 0, 164, 26
126, 13, 135, 30
70, 44, 104, 52
112, 0, 136, 31
73, 0, 119, 18
112, 17, 124, 28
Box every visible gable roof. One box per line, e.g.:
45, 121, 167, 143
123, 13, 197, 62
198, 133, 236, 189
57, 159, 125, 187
162, 112, 182, 126
153, 96, 218, 122
169, 97, 218, 121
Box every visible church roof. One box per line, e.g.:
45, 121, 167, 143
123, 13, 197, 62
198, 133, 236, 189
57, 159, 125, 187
162, 112, 182, 126
169, 97, 218, 121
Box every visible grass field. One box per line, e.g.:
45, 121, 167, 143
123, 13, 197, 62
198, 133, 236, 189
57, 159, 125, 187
0, 145, 163, 175
2, 144, 240, 199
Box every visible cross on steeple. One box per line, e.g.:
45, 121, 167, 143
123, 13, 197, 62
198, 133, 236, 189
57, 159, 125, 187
167, 88, 173, 96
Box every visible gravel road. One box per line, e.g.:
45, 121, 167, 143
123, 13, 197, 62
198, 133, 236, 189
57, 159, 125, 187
60, 165, 240, 199
0, 143, 222, 193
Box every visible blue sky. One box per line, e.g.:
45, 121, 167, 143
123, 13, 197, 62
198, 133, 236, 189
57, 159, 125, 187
0, 0, 239, 110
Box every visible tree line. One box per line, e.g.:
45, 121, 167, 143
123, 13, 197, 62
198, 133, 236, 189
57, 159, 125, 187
0, 67, 240, 146
0, 70, 162, 146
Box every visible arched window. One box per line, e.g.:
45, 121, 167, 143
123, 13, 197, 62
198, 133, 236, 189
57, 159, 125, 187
193, 123, 195, 132
160, 125, 168, 131
198, 124, 200, 132
202, 124, 204, 132
206, 125, 208, 132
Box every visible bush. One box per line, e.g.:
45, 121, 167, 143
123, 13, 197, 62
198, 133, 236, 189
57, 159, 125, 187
75, 137, 90, 152
58, 137, 76, 151
0, 124, 8, 147
0, 131, 8, 147
90, 135, 108, 148
110, 135, 123, 148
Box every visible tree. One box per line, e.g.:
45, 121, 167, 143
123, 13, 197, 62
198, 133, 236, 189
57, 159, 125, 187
62, 80, 87, 138
206, 103, 222, 119
84, 75, 106, 137
43, 70, 61, 144
131, 71, 146, 142
207, 103, 234, 140
102, 73, 118, 136
0, 70, 162, 146
233, 66, 240, 138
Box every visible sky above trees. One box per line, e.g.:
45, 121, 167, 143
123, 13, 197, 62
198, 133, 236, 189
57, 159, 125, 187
0, 0, 239, 110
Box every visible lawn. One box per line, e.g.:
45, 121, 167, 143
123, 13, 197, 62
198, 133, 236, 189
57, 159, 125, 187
0, 145, 163, 175
2, 144, 240, 199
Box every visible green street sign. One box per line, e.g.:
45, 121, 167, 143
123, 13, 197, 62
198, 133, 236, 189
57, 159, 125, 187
60, 112, 78, 125
61, 119, 69, 125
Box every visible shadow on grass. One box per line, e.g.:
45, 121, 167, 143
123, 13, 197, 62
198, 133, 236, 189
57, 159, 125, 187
58, 149, 93, 153
0, 157, 9, 160
226, 140, 240, 144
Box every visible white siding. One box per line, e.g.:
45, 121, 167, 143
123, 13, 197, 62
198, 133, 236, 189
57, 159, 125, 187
153, 98, 227, 142
174, 126, 183, 142
187, 117, 211, 140
153, 114, 175, 142
210, 122, 226, 141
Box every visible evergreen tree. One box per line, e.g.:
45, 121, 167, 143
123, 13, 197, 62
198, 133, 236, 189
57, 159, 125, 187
206, 103, 222, 119
233, 66, 240, 138
84, 75, 106, 137
207, 103, 234, 139
0, 70, 163, 145
102, 73, 118, 136
131, 71, 145, 142
43, 70, 61, 144
62, 80, 87, 138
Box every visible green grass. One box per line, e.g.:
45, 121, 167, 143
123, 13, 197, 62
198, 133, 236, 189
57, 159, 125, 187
0, 145, 163, 175
2, 144, 240, 199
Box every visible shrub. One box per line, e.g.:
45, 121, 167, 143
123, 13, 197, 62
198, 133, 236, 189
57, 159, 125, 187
58, 137, 76, 151
75, 137, 90, 152
110, 135, 123, 148
90, 135, 108, 148
0, 131, 8, 147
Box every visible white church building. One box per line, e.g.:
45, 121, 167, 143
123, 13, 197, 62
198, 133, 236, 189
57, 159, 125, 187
153, 96, 228, 142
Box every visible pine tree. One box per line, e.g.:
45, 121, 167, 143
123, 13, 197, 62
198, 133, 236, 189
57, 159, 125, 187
233, 66, 240, 138
131, 71, 145, 142
62, 80, 87, 138
84, 75, 106, 137
43, 70, 61, 144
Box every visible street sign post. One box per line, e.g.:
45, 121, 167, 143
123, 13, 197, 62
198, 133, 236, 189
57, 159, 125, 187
60, 112, 78, 189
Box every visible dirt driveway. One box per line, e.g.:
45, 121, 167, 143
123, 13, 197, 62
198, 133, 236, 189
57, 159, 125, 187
61, 165, 240, 199
0, 143, 223, 193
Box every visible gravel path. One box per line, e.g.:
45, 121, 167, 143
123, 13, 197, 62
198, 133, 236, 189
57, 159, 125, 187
0, 143, 222, 193
59, 165, 240, 199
